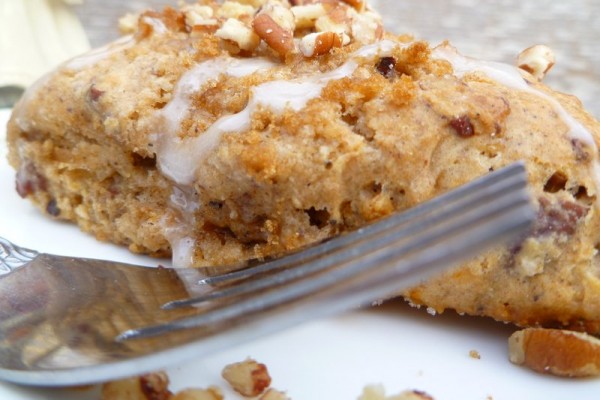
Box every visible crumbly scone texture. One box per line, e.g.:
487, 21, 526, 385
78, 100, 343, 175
7, 0, 600, 333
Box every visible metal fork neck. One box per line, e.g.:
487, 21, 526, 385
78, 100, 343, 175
0, 237, 39, 275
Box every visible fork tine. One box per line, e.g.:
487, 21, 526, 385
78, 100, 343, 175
163, 162, 528, 309
197, 162, 527, 286
118, 162, 533, 341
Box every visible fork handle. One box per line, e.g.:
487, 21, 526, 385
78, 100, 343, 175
0, 237, 39, 275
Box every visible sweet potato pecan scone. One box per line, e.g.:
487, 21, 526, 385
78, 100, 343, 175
7, 0, 600, 333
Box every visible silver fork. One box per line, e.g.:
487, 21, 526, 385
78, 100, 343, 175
0, 162, 534, 387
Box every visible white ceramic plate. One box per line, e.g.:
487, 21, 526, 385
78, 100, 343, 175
1, 108, 599, 399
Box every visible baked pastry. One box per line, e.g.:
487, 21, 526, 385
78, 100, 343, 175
7, 0, 600, 333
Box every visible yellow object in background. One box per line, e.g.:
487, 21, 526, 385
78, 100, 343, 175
0, 0, 90, 106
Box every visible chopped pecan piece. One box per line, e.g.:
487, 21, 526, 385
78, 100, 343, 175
509, 328, 600, 377
222, 358, 272, 397
253, 13, 295, 55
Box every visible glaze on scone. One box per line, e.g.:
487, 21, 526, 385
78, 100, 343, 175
7, 0, 600, 333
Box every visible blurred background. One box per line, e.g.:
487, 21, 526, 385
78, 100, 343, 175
2, 0, 599, 118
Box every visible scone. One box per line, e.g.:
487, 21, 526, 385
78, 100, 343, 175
7, 0, 600, 333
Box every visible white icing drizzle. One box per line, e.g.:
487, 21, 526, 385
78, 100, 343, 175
160, 185, 201, 268
156, 39, 398, 185
168, 231, 196, 267
160, 57, 276, 136
433, 44, 596, 147
433, 44, 600, 196
170, 186, 200, 214
156, 57, 278, 184
155, 56, 279, 267
65, 34, 134, 71
141, 16, 168, 35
